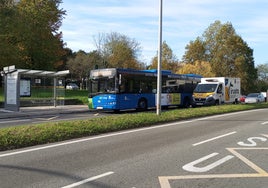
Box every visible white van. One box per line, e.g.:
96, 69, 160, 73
261, 92, 267, 102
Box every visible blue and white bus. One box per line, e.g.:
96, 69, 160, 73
88, 68, 202, 111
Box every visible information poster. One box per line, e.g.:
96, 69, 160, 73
20, 79, 31, 97
6, 74, 18, 105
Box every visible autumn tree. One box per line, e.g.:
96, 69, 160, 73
0, 0, 66, 71
149, 41, 179, 72
55, 47, 73, 71
176, 61, 215, 77
182, 20, 257, 93
94, 32, 143, 69
182, 37, 206, 64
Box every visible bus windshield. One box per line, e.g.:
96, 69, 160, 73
90, 77, 117, 95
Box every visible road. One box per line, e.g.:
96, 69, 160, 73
0, 111, 111, 128
0, 108, 268, 187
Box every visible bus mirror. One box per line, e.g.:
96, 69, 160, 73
119, 74, 122, 85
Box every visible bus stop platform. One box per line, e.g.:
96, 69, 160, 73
0, 105, 90, 119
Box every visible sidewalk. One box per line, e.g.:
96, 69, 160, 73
0, 105, 90, 119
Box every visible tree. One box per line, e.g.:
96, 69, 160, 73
55, 47, 73, 71
257, 63, 268, 82
176, 61, 215, 77
0, 0, 22, 68
94, 32, 143, 69
182, 37, 206, 64
0, 0, 66, 71
149, 41, 179, 72
66, 50, 103, 88
182, 20, 257, 93
256, 63, 268, 92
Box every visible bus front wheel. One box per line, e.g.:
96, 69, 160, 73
137, 98, 147, 111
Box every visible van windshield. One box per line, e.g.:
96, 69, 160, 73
194, 84, 218, 93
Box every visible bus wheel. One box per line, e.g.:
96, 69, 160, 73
113, 109, 120, 113
183, 98, 190, 108
137, 98, 147, 111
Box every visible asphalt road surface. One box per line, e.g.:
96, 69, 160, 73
0, 111, 111, 128
0, 108, 268, 187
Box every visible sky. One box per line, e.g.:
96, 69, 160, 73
60, 0, 268, 66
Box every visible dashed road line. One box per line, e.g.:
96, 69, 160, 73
61, 171, 114, 188
192, 131, 237, 146
261, 121, 268, 125
35, 116, 59, 121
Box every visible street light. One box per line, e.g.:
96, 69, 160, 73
156, 0, 163, 115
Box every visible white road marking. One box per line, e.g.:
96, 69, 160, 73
160, 147, 268, 188
227, 148, 268, 174
0, 119, 30, 124
193, 131, 237, 146
35, 116, 59, 121
159, 173, 268, 188
61, 171, 114, 188
237, 137, 267, 147
32, 116, 96, 124
0, 109, 265, 158
261, 121, 268, 125
182, 152, 234, 172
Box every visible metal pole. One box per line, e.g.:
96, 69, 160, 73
156, 0, 163, 115
53, 77, 57, 107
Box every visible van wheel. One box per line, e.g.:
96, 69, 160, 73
137, 98, 147, 111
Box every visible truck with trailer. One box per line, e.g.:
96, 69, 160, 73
192, 77, 241, 106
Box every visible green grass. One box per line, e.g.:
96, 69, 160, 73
65, 89, 88, 104
0, 87, 3, 102
17, 88, 88, 105
0, 103, 268, 151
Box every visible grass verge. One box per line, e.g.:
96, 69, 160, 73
0, 103, 268, 151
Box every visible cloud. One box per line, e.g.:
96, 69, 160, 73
60, 0, 268, 64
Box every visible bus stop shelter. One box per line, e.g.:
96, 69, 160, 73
2, 65, 69, 111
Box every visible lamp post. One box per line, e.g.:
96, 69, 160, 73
156, 0, 163, 115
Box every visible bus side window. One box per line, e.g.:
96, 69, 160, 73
133, 80, 140, 93
119, 78, 126, 93
174, 86, 179, 93
129, 80, 134, 93
178, 85, 184, 93
120, 82, 126, 93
